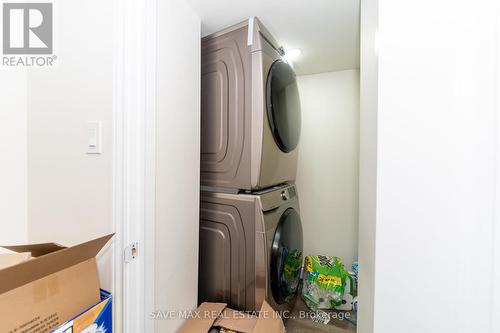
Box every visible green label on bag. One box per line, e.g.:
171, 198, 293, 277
302, 255, 349, 309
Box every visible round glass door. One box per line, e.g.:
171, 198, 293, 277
270, 208, 303, 304
266, 60, 301, 153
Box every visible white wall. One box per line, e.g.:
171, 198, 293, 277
26, 0, 114, 290
0, 70, 28, 245
154, 0, 200, 331
360, 1, 499, 332
296, 70, 359, 267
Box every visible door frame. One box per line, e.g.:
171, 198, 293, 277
112, 0, 157, 331
358, 0, 378, 332
494, 4, 500, 329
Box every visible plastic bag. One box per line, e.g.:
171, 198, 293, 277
302, 255, 349, 310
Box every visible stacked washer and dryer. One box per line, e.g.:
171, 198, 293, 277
199, 17, 303, 314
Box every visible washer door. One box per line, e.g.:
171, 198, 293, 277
266, 60, 301, 153
270, 208, 303, 305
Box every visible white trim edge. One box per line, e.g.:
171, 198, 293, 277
247, 16, 255, 46
493, 2, 500, 331
113, 0, 157, 331
144, 0, 158, 331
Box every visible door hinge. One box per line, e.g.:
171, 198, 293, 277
124, 242, 139, 263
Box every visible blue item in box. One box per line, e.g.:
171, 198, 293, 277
51, 290, 112, 333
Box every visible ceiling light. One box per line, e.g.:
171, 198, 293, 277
284, 48, 302, 62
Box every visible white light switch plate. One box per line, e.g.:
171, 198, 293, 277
86, 121, 102, 154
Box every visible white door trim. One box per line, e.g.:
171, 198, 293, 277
358, 0, 378, 332
143, 0, 158, 331
493, 3, 500, 330
113, 0, 157, 331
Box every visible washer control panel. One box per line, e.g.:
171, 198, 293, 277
281, 190, 289, 201
259, 184, 298, 212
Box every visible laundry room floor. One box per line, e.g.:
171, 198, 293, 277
285, 296, 357, 333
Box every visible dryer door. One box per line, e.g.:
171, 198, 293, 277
266, 60, 301, 153
270, 207, 303, 305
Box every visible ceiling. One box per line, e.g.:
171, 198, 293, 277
185, 0, 360, 75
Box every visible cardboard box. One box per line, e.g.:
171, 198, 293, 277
0, 252, 31, 270
178, 301, 286, 333
52, 289, 112, 333
0, 234, 113, 333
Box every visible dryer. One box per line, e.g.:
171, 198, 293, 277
198, 183, 303, 313
201, 17, 301, 190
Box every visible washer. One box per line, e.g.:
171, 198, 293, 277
200, 17, 301, 190
198, 183, 303, 313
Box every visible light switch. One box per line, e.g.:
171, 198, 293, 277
86, 121, 102, 154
